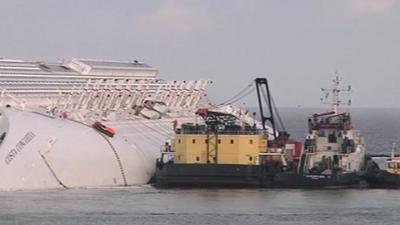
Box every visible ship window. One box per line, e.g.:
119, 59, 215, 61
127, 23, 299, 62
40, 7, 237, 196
328, 133, 337, 143
249, 140, 253, 144
249, 156, 253, 161
218, 139, 221, 144
196, 156, 200, 161
230, 139, 234, 144
178, 139, 181, 144
192, 139, 196, 144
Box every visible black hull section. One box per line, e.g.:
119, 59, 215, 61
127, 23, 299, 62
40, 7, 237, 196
155, 164, 261, 187
154, 163, 363, 188
267, 172, 362, 188
365, 170, 400, 188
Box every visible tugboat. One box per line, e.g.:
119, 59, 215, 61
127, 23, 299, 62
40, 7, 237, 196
365, 144, 400, 188
299, 77, 366, 187
261, 76, 367, 188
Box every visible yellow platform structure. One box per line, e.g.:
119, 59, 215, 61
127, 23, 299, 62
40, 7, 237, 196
173, 133, 268, 165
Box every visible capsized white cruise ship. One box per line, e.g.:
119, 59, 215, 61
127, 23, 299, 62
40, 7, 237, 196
0, 58, 257, 190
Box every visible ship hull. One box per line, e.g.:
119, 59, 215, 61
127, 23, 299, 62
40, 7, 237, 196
365, 170, 400, 188
154, 163, 363, 188
0, 107, 196, 190
155, 164, 261, 187
265, 172, 362, 188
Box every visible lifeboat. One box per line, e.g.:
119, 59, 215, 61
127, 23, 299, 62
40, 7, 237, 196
92, 121, 116, 137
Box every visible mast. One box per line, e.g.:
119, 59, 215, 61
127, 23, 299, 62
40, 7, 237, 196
392, 143, 397, 159
320, 75, 352, 115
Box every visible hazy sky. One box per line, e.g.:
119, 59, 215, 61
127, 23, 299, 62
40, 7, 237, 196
0, 0, 399, 107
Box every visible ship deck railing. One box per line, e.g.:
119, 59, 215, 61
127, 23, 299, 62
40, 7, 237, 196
177, 129, 268, 136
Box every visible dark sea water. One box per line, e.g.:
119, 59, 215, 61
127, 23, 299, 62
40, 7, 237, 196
1, 108, 400, 225
1, 188, 400, 225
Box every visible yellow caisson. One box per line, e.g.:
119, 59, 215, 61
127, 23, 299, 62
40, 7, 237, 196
173, 132, 268, 165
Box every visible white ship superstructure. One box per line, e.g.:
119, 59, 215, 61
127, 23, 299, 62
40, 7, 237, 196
0, 58, 219, 190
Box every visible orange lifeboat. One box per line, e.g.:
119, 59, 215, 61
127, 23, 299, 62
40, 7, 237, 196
92, 121, 116, 138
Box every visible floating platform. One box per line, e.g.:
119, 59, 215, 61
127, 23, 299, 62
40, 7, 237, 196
154, 163, 366, 188
155, 164, 261, 187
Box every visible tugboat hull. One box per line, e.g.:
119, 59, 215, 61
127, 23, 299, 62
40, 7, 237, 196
365, 170, 400, 188
264, 172, 363, 188
154, 163, 363, 188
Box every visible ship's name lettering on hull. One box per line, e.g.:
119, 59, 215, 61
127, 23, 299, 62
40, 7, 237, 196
5, 132, 36, 165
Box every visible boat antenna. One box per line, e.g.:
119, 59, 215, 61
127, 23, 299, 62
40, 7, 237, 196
320, 74, 352, 115
392, 143, 397, 158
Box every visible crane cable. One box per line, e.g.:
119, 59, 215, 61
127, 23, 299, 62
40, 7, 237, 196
260, 87, 286, 132
218, 79, 286, 133
270, 93, 286, 132
226, 88, 255, 105
219, 82, 254, 105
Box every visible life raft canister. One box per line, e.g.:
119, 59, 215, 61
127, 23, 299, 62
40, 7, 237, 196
172, 120, 178, 131
195, 108, 209, 116
62, 112, 68, 119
